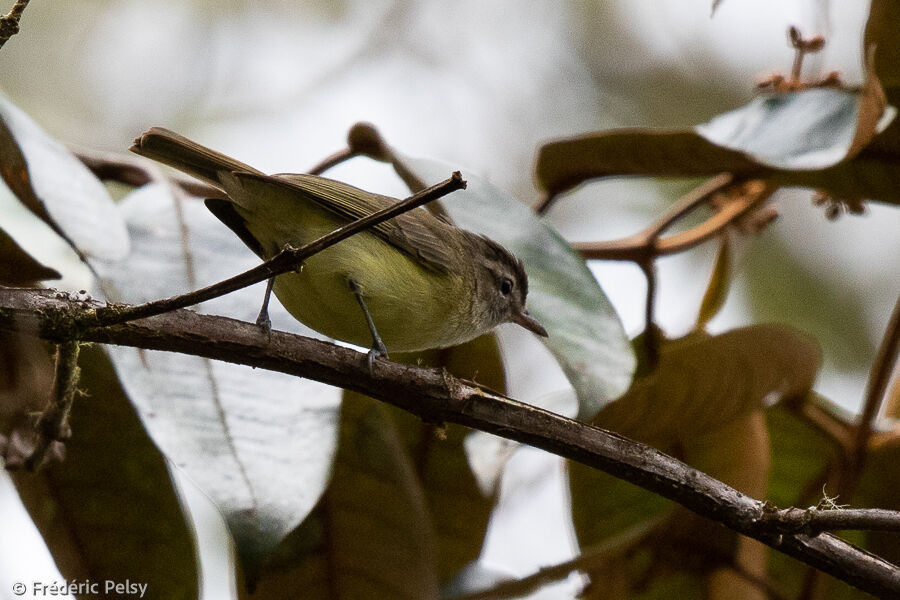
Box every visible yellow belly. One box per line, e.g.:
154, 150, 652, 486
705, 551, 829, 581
224, 177, 479, 352
271, 234, 475, 352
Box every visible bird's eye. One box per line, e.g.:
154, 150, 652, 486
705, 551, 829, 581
500, 278, 513, 296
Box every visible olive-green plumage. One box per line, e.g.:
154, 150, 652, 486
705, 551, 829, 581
130, 127, 547, 353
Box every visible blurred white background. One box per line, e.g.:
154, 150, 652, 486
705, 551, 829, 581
0, 1, 897, 598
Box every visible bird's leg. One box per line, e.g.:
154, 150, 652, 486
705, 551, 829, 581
349, 279, 388, 373
255, 276, 275, 334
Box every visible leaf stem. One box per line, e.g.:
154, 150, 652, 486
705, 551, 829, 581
574, 176, 775, 262
22, 340, 81, 471
840, 295, 900, 495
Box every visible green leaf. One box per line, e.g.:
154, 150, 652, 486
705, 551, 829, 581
0, 226, 60, 285
405, 158, 635, 419
682, 412, 770, 600
94, 182, 342, 579
9, 345, 198, 599
244, 395, 440, 599
569, 462, 672, 550
0, 95, 128, 260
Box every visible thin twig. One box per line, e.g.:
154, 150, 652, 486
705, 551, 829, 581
88, 172, 466, 327
533, 190, 558, 215
646, 173, 736, 238
342, 122, 450, 220
841, 295, 900, 495
0, 0, 30, 50
307, 148, 358, 176
639, 259, 659, 367
2, 288, 900, 598
574, 178, 775, 262
762, 506, 900, 535
22, 341, 81, 471
452, 516, 665, 600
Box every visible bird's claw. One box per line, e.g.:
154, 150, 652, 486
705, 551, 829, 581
255, 312, 272, 340
366, 341, 389, 376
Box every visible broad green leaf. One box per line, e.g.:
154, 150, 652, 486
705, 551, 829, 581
406, 158, 635, 419
581, 565, 700, 600
569, 462, 672, 551
9, 345, 198, 600
94, 182, 342, 580
0, 95, 128, 260
593, 325, 821, 448
573, 410, 773, 599
244, 395, 440, 600
0, 226, 60, 285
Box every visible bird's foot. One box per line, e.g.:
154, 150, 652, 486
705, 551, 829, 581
366, 340, 389, 376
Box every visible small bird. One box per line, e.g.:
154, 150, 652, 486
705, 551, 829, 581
130, 128, 547, 366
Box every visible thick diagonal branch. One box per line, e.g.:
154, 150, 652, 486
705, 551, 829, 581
1, 288, 899, 598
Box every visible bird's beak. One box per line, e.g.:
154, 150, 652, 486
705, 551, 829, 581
511, 309, 549, 338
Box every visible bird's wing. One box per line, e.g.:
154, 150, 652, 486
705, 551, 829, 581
257, 172, 458, 273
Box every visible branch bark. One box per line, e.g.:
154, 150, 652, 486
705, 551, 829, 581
1, 287, 899, 597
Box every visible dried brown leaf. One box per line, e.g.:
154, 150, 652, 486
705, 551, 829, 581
244, 395, 440, 599
593, 324, 821, 448
0, 226, 60, 285
696, 235, 732, 330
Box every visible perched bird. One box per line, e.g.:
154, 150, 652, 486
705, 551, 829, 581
130, 128, 547, 366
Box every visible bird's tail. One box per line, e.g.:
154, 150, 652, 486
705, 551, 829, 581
129, 127, 262, 188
